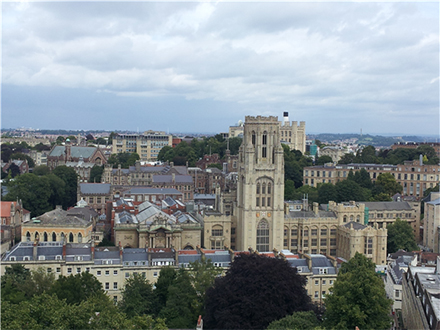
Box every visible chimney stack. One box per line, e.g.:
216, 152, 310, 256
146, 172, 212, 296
33, 239, 38, 260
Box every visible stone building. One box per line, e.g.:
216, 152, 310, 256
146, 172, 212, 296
78, 183, 112, 214
303, 160, 440, 198
236, 115, 285, 252
22, 206, 93, 244
318, 146, 348, 163
279, 112, 306, 154
424, 192, 440, 253
0, 201, 30, 252
111, 131, 172, 162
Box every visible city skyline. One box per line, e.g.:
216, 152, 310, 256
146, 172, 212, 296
2, 2, 439, 136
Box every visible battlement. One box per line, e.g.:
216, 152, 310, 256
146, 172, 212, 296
245, 116, 279, 123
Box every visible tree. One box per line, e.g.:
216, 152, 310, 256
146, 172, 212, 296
56, 136, 65, 145
204, 253, 314, 330
7, 163, 21, 178
153, 266, 177, 316
315, 155, 333, 165
323, 252, 392, 330
373, 173, 403, 198
318, 183, 338, 204
284, 179, 296, 200
52, 166, 78, 209
4, 173, 52, 217
1, 264, 31, 304
335, 180, 369, 202
90, 165, 104, 183
46, 174, 66, 209
50, 272, 106, 305
353, 168, 373, 189
10, 152, 35, 168
119, 273, 155, 318
86, 133, 95, 141
338, 153, 356, 164
33, 165, 51, 176
159, 268, 198, 329
267, 311, 321, 330
387, 218, 419, 253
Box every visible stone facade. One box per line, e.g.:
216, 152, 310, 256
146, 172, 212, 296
424, 192, 440, 253
236, 116, 285, 252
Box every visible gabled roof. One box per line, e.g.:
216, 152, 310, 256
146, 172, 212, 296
152, 175, 193, 184
0, 201, 17, 217
363, 201, 412, 211
80, 183, 111, 195
49, 146, 98, 158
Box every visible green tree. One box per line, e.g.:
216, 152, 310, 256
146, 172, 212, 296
159, 268, 198, 329
373, 173, 403, 198
315, 155, 333, 165
33, 165, 50, 176
318, 183, 338, 204
359, 145, 379, 163
335, 180, 369, 202
157, 146, 174, 163
119, 273, 155, 318
46, 174, 66, 209
10, 152, 35, 168
284, 179, 296, 200
353, 168, 373, 189
50, 272, 106, 305
52, 166, 78, 209
153, 266, 177, 316
4, 173, 52, 217
56, 136, 65, 145
416, 145, 439, 165
387, 218, 419, 253
267, 311, 321, 330
90, 165, 104, 183
204, 253, 314, 329
323, 252, 392, 330
338, 153, 356, 164
1, 264, 31, 304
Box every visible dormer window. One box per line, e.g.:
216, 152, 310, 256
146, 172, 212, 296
23, 256, 30, 261
38, 256, 46, 261
55, 255, 62, 260
9, 256, 16, 261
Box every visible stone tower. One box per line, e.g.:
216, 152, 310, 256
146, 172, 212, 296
236, 116, 285, 252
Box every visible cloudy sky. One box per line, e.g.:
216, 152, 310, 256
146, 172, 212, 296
2, 1, 439, 136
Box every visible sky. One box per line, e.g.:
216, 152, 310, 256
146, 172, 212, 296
1, 1, 439, 136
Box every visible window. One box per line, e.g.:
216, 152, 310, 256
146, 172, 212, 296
311, 229, 318, 236
114, 282, 118, 290
314, 291, 319, 298
303, 229, 309, 236
291, 239, 298, 247
86, 267, 90, 272
125, 272, 129, 278
67, 267, 72, 274
76, 267, 81, 273
321, 228, 327, 236
329, 280, 334, 285
261, 197, 265, 207
330, 238, 336, 246
256, 197, 259, 207
322, 280, 326, 285
212, 226, 223, 237
319, 268, 328, 274
105, 270, 110, 276
52, 232, 57, 242
69, 233, 74, 243
320, 238, 327, 246
291, 228, 298, 236
322, 291, 326, 298
315, 280, 319, 285
97, 271, 102, 276
330, 228, 336, 236
154, 272, 158, 277
105, 282, 109, 290
311, 239, 317, 246
114, 270, 118, 276
303, 239, 309, 247
256, 220, 270, 252
78, 233, 82, 243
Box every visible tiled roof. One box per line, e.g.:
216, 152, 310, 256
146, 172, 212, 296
0, 202, 16, 217
363, 201, 412, 211
152, 175, 193, 184
28, 208, 91, 227
49, 146, 98, 158
80, 183, 111, 195
342, 221, 368, 230
123, 187, 182, 195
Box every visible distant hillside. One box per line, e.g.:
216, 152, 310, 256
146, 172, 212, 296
307, 133, 433, 148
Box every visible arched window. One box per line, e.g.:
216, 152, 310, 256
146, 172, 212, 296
256, 220, 270, 252
78, 233, 82, 243
262, 183, 266, 194
262, 132, 267, 158
61, 232, 65, 242
52, 232, 57, 242
35, 231, 39, 241
267, 183, 271, 194
350, 215, 354, 222
26, 232, 31, 242
212, 225, 223, 237
69, 233, 74, 243
252, 131, 256, 146
43, 232, 48, 242
256, 183, 260, 194
356, 215, 360, 222
343, 215, 347, 223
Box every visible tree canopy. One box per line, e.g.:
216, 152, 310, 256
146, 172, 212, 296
267, 311, 321, 330
323, 252, 392, 330
119, 273, 155, 318
387, 218, 419, 253
204, 253, 314, 329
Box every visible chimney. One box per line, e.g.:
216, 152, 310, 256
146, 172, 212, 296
172, 173, 175, 184
119, 241, 123, 263
62, 240, 67, 259
33, 239, 38, 260
170, 162, 174, 168
313, 202, 319, 215
91, 239, 95, 260
419, 154, 423, 166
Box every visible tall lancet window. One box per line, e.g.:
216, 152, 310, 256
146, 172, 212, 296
256, 220, 269, 252
262, 132, 267, 158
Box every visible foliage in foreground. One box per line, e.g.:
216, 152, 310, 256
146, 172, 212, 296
323, 253, 392, 330
387, 218, 419, 253
204, 253, 314, 329
266, 311, 322, 330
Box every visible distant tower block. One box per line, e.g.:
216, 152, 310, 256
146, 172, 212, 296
236, 116, 285, 252
279, 112, 306, 154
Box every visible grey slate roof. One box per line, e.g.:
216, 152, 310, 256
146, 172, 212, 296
80, 183, 111, 195
123, 248, 148, 262
343, 221, 367, 230
124, 187, 182, 195
178, 254, 202, 265
66, 207, 99, 220
194, 194, 216, 200
427, 198, 440, 206
286, 210, 337, 219
288, 259, 310, 273
363, 201, 412, 211
30, 208, 91, 227
49, 146, 97, 158
153, 175, 193, 184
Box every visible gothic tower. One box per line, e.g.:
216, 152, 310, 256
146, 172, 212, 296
236, 116, 285, 252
